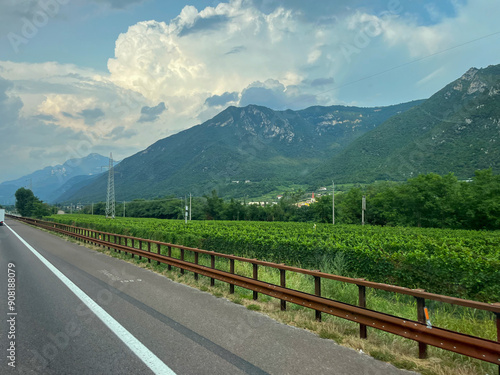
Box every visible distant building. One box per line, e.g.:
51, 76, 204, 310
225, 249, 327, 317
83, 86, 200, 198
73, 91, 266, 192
248, 202, 267, 206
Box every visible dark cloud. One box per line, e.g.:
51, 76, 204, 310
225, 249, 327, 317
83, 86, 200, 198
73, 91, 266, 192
240, 79, 318, 110
240, 86, 287, 110
310, 77, 335, 87
78, 108, 105, 125
33, 114, 57, 122
225, 46, 246, 55
138, 102, 167, 123
108, 126, 137, 141
62, 111, 77, 119
178, 14, 230, 37
205, 92, 239, 107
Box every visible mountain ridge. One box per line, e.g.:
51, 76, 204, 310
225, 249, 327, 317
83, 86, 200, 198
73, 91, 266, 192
57, 101, 423, 202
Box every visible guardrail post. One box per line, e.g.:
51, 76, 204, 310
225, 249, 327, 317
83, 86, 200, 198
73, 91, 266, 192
229, 258, 235, 294
118, 236, 121, 253
280, 268, 286, 311
131, 239, 135, 258
138, 240, 142, 260
157, 244, 161, 265
494, 306, 500, 375
167, 246, 172, 270
107, 234, 110, 250
210, 254, 215, 287
358, 282, 367, 339
194, 252, 199, 280
147, 242, 151, 263
314, 275, 322, 322
252, 263, 258, 300
415, 294, 428, 359
180, 248, 185, 275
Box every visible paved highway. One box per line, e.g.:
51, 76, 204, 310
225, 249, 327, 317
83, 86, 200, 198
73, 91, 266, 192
0, 219, 416, 374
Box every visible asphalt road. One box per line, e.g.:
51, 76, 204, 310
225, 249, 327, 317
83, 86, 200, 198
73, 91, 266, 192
0, 219, 417, 374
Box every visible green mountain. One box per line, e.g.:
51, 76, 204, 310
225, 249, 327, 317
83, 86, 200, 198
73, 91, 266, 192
58, 102, 421, 202
310, 65, 500, 184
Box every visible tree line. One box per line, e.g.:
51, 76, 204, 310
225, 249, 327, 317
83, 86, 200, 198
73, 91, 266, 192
15, 169, 500, 230
80, 170, 499, 230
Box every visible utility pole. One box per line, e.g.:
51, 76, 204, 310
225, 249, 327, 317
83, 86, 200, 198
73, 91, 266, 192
362, 195, 366, 226
332, 181, 335, 225
189, 193, 192, 221
91, 202, 94, 215
105, 152, 116, 219
123, 201, 126, 217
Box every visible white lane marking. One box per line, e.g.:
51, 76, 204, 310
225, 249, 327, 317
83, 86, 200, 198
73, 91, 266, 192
5, 223, 176, 375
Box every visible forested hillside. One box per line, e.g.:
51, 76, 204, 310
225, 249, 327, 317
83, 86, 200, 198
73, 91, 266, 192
310, 65, 500, 184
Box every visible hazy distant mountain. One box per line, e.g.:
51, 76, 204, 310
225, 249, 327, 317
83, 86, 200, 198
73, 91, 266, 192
309, 64, 500, 184
0, 153, 113, 205
58, 101, 422, 202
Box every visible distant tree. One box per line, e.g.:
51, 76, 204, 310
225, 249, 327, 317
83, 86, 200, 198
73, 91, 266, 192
203, 190, 224, 220
15, 188, 53, 218
15, 188, 37, 217
336, 187, 363, 224
31, 201, 54, 218
223, 198, 245, 221
312, 195, 332, 223
466, 169, 500, 229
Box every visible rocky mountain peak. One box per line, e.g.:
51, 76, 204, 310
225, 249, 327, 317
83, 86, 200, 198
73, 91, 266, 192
461, 67, 479, 81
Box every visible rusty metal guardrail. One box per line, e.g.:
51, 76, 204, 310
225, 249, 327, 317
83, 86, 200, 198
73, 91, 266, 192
8, 215, 500, 368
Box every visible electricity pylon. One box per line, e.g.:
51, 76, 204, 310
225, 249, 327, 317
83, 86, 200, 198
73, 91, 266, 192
105, 152, 115, 219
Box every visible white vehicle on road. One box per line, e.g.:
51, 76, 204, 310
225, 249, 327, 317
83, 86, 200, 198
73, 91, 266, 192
0, 208, 5, 225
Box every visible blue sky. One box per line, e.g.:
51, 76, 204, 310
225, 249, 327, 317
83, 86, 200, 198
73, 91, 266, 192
0, 0, 499, 182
